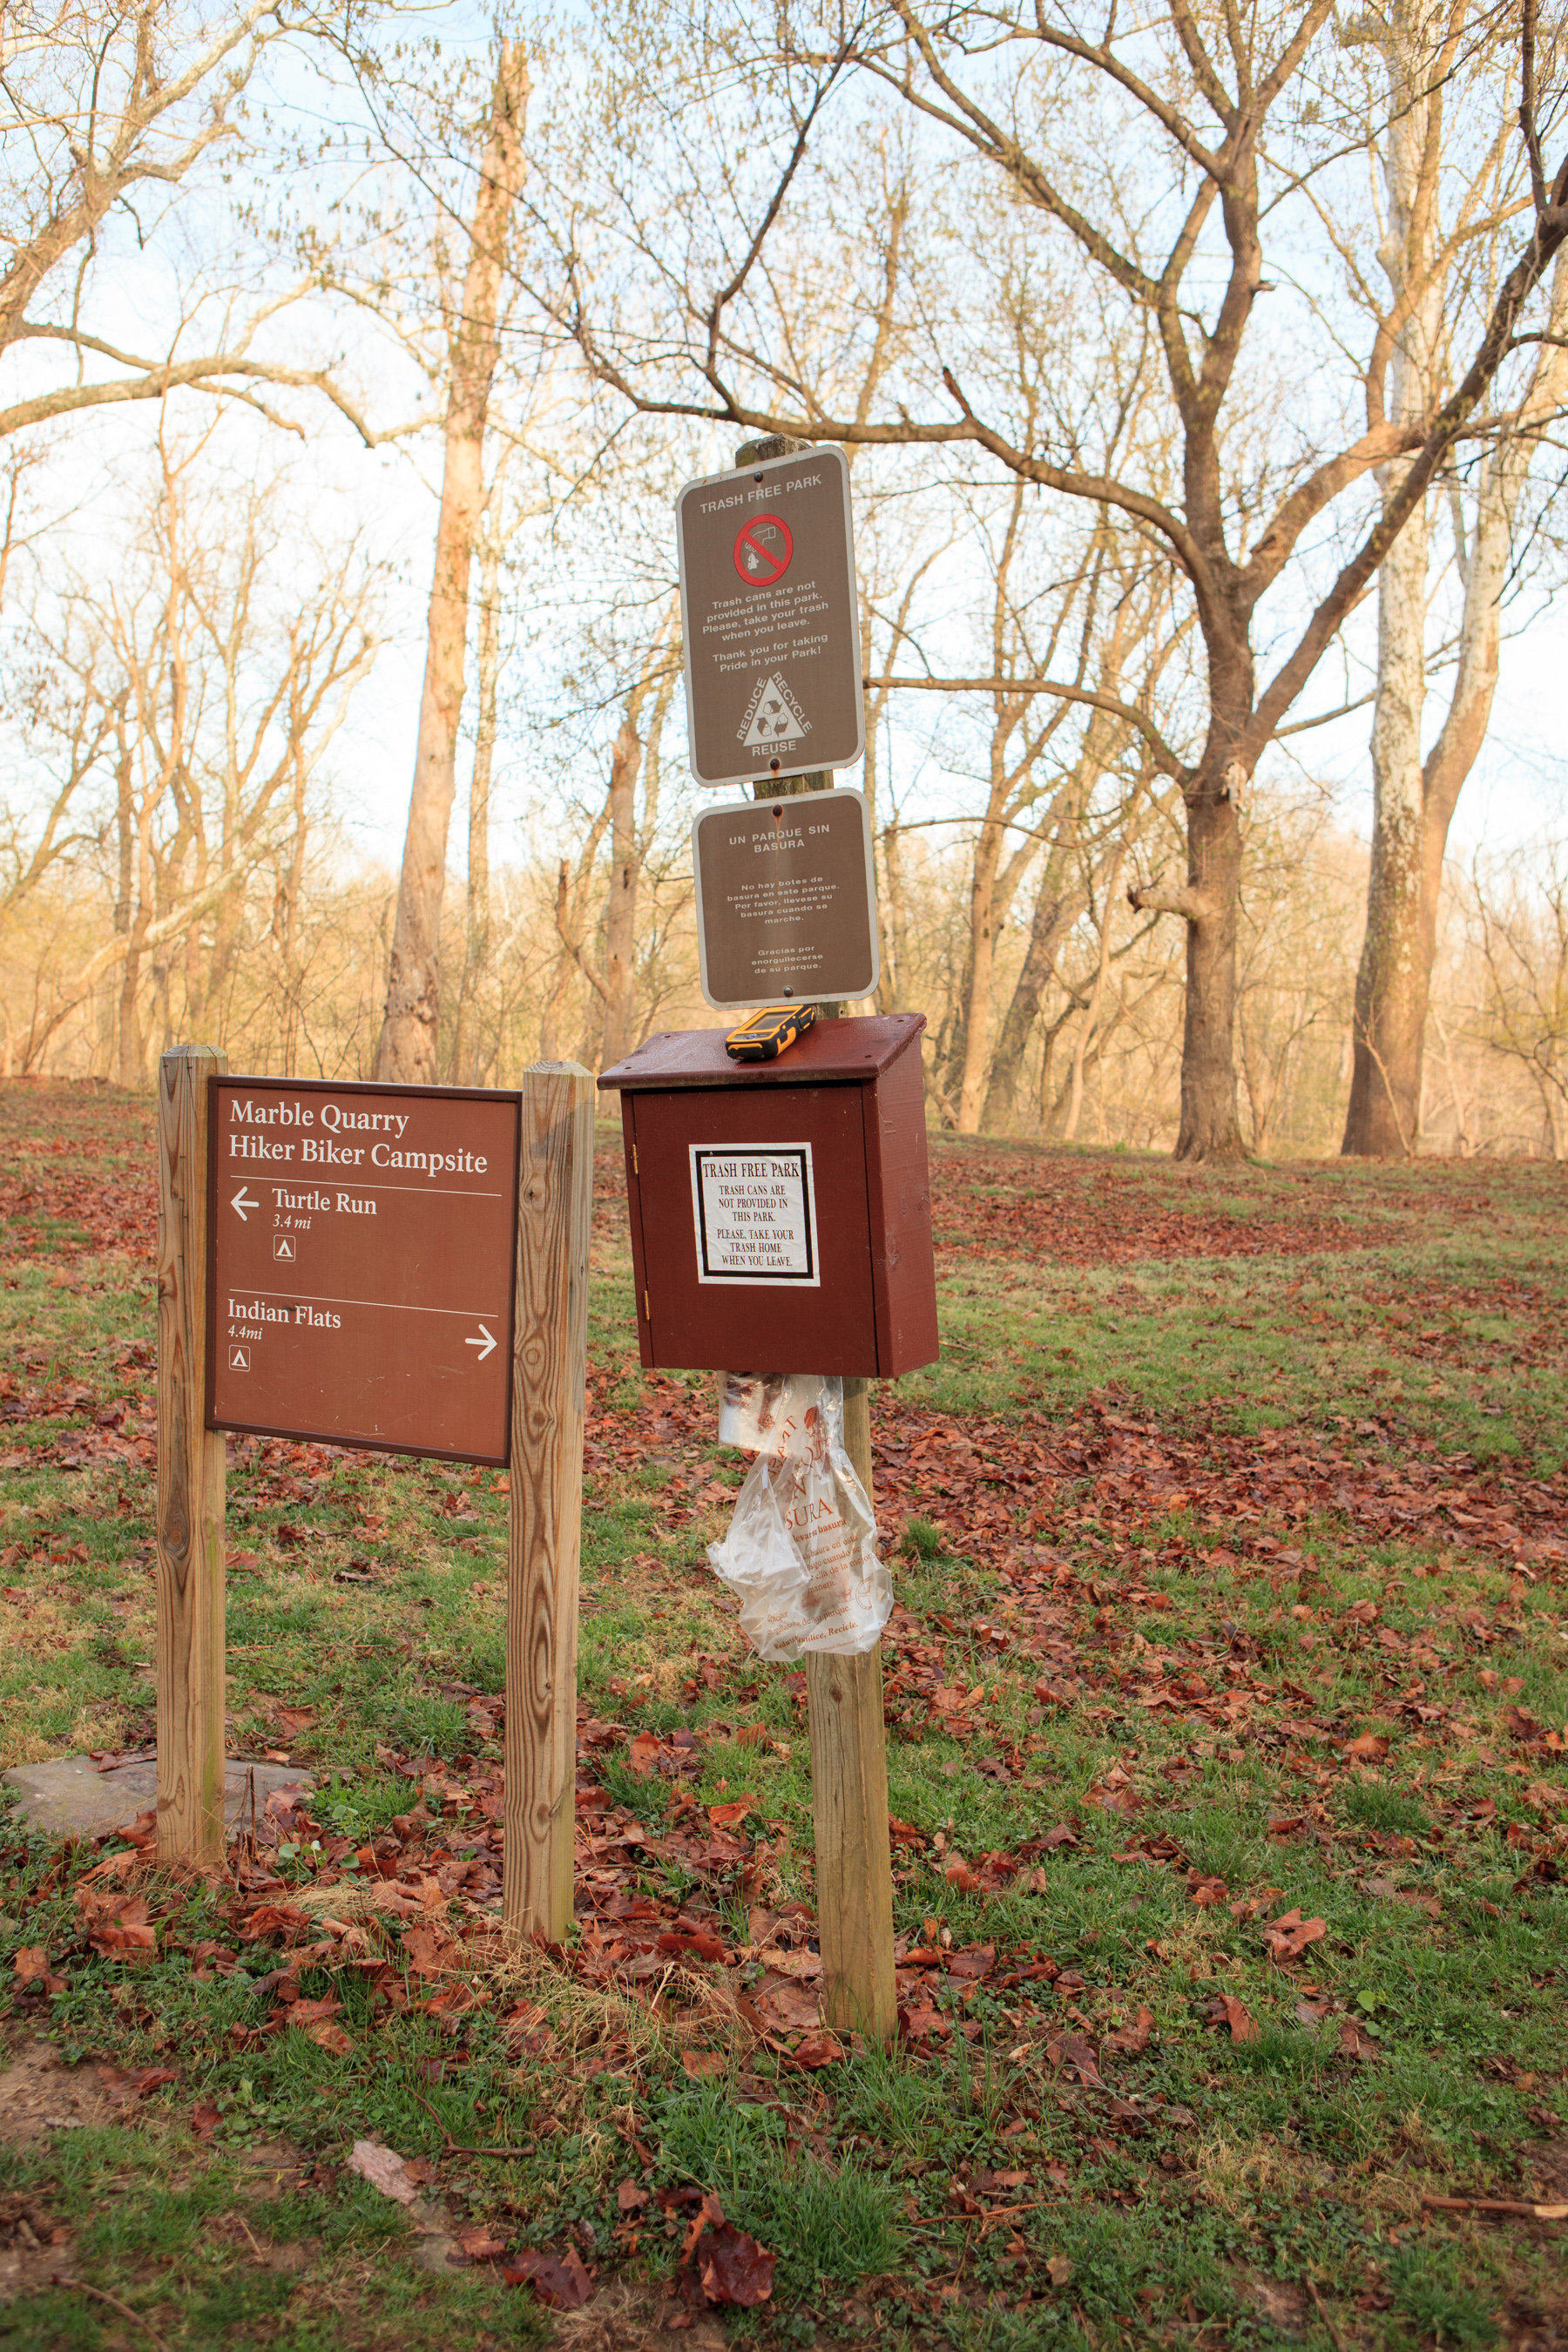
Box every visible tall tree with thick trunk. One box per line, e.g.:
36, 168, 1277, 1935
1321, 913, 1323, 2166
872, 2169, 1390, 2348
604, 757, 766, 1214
1342, 7, 1568, 1153
377, 42, 530, 1085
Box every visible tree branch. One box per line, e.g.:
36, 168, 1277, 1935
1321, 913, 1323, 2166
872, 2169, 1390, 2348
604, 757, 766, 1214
1126, 876, 1214, 923
862, 672, 1192, 781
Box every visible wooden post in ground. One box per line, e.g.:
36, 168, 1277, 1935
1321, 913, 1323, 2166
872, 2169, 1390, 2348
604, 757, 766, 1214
807, 1376, 898, 2039
733, 429, 899, 2038
504, 1060, 595, 1941
156, 1044, 228, 1869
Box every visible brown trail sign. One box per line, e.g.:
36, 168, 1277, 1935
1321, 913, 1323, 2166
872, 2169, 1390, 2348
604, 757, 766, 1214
208, 1078, 519, 1463
157, 1051, 592, 1941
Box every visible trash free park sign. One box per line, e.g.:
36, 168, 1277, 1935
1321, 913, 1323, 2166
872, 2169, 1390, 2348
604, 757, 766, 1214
676, 445, 865, 789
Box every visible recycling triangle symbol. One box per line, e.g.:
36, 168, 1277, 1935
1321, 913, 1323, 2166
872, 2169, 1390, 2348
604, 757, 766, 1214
739, 672, 810, 752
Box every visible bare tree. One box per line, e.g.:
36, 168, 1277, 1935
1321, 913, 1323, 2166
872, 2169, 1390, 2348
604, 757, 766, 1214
565, 0, 1568, 1157
549, 618, 679, 1068
4, 427, 379, 1078
1341, 3, 1568, 1152
0, 0, 399, 450
1470, 843, 1568, 1158
450, 448, 513, 1087
377, 38, 531, 1084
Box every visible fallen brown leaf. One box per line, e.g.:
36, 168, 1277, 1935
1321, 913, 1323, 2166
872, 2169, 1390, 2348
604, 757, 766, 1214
789, 2033, 845, 2069
1261, 1909, 1327, 1962
1045, 2034, 1105, 2088
456, 2226, 510, 2261
503, 2247, 596, 2309
698, 2220, 775, 2307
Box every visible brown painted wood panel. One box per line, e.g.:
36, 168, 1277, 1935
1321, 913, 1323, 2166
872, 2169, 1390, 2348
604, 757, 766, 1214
602, 1012, 926, 1091
608, 1016, 936, 1377
629, 1083, 877, 1375
206, 1075, 520, 1463
862, 1031, 941, 1375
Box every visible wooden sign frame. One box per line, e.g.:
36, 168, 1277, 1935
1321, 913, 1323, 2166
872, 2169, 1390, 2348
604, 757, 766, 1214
156, 1045, 592, 1949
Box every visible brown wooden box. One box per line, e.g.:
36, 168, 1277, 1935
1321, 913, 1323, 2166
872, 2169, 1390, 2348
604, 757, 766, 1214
598, 1015, 938, 1378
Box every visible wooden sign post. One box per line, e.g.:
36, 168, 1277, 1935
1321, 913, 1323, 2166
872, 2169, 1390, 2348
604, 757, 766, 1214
752, 774, 897, 2043
808, 1380, 897, 2040
154, 1051, 593, 1940
504, 1063, 595, 1942
157, 1044, 230, 1869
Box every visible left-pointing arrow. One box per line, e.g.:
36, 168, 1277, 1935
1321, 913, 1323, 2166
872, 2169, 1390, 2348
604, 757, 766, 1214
465, 1324, 497, 1363
232, 1187, 258, 1220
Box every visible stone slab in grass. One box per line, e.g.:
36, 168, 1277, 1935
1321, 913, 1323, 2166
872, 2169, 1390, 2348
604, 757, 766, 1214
1, 1754, 314, 1840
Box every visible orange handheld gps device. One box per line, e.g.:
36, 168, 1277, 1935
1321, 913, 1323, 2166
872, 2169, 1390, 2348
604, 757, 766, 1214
724, 1004, 819, 1062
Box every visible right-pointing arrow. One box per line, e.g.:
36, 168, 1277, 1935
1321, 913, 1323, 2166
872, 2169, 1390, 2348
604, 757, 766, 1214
465, 1324, 497, 1363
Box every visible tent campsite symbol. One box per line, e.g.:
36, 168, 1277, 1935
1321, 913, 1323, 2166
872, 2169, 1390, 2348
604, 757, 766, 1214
739, 672, 810, 753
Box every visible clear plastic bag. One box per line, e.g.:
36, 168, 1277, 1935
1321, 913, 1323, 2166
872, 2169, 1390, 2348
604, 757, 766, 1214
709, 1373, 893, 1661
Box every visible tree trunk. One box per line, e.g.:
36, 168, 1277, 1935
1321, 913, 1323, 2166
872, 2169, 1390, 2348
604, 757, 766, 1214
599, 713, 645, 1071
1345, 237, 1568, 1154
377, 43, 529, 1085
1062, 846, 1123, 1142
1173, 781, 1245, 1160
1342, 462, 1431, 1156
452, 497, 503, 1086
875, 819, 907, 1015
1342, 6, 1443, 1156
981, 754, 1108, 1132
955, 810, 1004, 1132
112, 706, 146, 1090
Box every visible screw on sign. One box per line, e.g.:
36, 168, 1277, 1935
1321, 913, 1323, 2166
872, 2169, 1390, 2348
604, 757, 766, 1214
676, 448, 863, 788
733, 513, 792, 585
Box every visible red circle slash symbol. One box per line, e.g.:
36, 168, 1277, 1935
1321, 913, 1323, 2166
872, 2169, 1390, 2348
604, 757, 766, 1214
733, 514, 793, 586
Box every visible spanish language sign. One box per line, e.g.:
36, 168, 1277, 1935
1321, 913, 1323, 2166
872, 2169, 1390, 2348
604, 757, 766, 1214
676, 445, 864, 789
691, 787, 879, 1008
688, 1144, 820, 1286
206, 1077, 519, 1463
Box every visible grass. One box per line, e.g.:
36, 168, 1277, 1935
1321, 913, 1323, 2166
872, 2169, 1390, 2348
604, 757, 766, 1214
0, 1080, 1565, 2349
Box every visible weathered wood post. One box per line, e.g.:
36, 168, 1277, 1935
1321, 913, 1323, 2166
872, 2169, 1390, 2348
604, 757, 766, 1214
808, 1374, 897, 2039
728, 428, 899, 2038
156, 1044, 228, 1868
504, 1059, 596, 1941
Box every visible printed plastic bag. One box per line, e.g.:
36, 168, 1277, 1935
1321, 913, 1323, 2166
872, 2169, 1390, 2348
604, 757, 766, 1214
716, 1373, 791, 1454
709, 1373, 892, 1661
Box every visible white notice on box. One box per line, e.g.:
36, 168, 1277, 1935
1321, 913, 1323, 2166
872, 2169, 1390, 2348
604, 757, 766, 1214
690, 1144, 819, 1286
